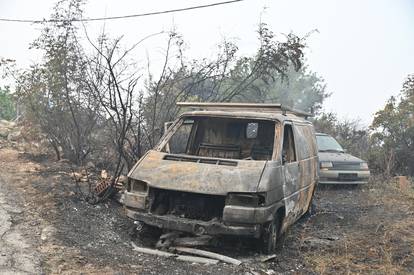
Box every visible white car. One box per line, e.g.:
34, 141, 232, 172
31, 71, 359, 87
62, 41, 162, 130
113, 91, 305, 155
316, 133, 370, 184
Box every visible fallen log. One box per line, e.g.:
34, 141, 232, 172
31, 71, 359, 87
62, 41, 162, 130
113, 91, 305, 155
131, 242, 218, 265
173, 246, 242, 266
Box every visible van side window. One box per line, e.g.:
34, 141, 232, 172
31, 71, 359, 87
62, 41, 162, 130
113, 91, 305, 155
282, 124, 296, 164
293, 124, 317, 160
166, 120, 194, 154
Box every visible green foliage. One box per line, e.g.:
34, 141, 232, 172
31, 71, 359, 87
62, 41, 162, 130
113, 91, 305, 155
18, 0, 99, 163
0, 86, 16, 120
370, 74, 414, 176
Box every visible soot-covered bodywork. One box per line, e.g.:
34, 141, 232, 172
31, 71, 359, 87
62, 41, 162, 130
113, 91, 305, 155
123, 103, 318, 252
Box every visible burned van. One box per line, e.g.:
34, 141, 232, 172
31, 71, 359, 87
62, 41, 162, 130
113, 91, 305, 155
123, 102, 318, 253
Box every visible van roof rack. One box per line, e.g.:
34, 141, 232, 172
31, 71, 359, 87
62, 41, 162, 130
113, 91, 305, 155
176, 102, 313, 119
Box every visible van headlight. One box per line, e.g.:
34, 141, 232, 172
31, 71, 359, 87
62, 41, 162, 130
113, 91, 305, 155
320, 161, 333, 169
226, 193, 265, 207
360, 162, 369, 170
130, 179, 148, 192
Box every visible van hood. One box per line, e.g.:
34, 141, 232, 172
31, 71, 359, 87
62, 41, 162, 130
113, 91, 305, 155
318, 152, 364, 163
128, 150, 267, 195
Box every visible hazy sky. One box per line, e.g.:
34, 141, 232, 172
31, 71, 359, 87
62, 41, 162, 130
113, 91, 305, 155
1, 0, 413, 125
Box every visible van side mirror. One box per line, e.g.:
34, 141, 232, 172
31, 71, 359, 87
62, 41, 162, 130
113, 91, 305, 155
246, 122, 258, 139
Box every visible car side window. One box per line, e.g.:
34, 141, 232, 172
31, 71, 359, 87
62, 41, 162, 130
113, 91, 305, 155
282, 124, 297, 164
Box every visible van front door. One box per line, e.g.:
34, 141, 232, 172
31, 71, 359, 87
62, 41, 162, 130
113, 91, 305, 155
281, 123, 301, 227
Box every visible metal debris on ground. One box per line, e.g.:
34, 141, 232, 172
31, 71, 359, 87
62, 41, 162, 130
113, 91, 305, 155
94, 173, 126, 197
260, 254, 277, 263
150, 230, 242, 265
172, 246, 242, 265
156, 232, 215, 249
131, 242, 219, 265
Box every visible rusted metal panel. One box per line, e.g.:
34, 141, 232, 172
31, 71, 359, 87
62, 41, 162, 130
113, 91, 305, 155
176, 102, 313, 118
127, 209, 261, 237
129, 150, 267, 195
172, 110, 311, 125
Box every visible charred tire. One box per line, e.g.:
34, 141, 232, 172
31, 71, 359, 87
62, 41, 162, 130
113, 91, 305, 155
135, 221, 161, 238
261, 215, 282, 254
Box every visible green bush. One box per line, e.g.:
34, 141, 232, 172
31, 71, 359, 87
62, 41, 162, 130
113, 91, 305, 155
0, 87, 16, 120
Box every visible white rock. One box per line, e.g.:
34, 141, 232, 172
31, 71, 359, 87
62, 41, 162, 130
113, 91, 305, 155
40, 225, 55, 241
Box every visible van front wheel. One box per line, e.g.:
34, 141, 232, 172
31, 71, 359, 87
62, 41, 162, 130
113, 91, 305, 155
261, 216, 281, 254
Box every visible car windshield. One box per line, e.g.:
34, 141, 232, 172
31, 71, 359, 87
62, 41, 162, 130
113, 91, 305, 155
162, 117, 276, 160
316, 135, 344, 152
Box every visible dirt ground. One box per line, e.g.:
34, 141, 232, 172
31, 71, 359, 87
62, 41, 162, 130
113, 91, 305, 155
0, 144, 414, 274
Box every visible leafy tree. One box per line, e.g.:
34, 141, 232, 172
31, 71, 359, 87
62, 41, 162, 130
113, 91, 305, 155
370, 74, 414, 176
18, 0, 99, 163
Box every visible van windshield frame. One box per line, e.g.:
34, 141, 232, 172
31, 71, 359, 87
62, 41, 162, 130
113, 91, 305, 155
159, 116, 277, 161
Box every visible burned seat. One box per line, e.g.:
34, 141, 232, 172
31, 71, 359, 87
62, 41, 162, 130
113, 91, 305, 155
197, 143, 241, 159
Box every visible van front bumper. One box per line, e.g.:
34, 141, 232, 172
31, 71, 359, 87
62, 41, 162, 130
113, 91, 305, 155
319, 169, 370, 184
125, 208, 261, 237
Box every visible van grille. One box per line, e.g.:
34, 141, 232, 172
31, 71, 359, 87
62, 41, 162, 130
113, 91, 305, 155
149, 188, 225, 221
163, 154, 237, 167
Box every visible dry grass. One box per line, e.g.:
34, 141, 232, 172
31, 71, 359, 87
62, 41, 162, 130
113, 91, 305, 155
305, 237, 408, 274
305, 177, 414, 275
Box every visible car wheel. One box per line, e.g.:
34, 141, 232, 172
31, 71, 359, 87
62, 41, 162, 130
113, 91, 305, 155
261, 216, 281, 254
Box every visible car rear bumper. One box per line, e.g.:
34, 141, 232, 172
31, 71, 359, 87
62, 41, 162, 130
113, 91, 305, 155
125, 208, 261, 237
319, 170, 370, 184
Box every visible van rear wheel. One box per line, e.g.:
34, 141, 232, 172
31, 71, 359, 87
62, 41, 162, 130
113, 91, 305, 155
261, 216, 281, 254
